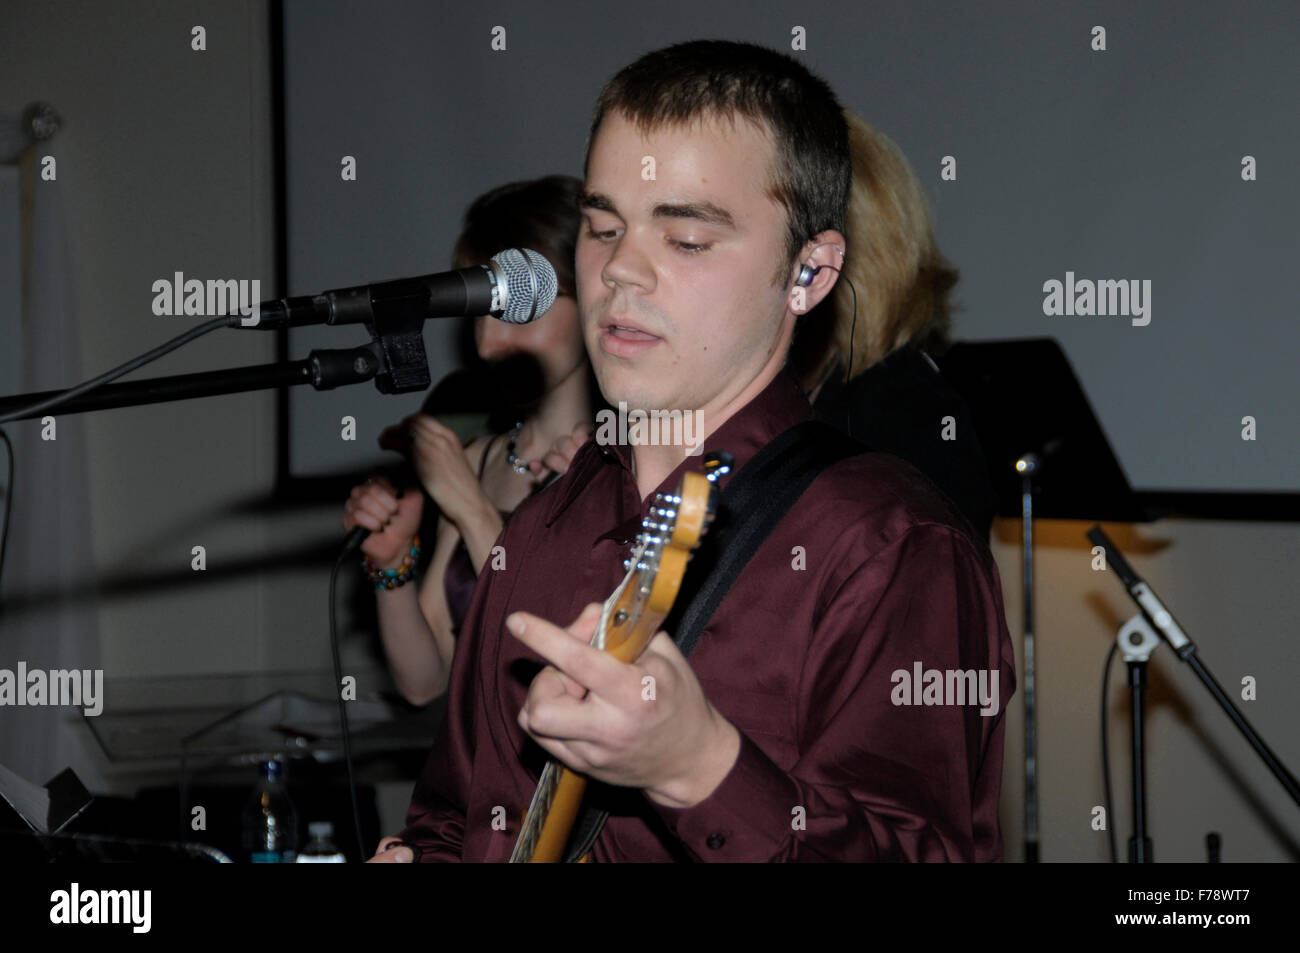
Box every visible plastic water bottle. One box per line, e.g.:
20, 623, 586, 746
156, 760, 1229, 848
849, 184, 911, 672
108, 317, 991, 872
241, 759, 299, 862
296, 821, 346, 863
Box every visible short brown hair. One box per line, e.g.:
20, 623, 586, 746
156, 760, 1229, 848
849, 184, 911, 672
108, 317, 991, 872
584, 40, 851, 284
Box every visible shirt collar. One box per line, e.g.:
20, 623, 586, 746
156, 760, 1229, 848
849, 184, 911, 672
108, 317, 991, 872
544, 367, 813, 527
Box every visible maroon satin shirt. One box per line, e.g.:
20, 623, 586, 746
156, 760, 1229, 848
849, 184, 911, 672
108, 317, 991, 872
401, 368, 1016, 861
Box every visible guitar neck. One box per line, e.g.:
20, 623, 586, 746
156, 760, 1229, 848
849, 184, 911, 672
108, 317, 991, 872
508, 472, 713, 863
508, 602, 670, 863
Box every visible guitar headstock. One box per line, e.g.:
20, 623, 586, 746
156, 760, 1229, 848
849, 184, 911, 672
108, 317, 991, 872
592, 466, 721, 660
623, 470, 716, 611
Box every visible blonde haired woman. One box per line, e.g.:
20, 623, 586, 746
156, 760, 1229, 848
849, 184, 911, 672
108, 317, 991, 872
790, 110, 995, 539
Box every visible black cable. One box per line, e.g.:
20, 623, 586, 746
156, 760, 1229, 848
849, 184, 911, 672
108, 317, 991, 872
1101, 640, 1119, 863
842, 276, 859, 386
836, 273, 860, 440
0, 428, 13, 594
804, 263, 860, 441
0, 315, 233, 424
329, 544, 367, 861
807, 263, 860, 387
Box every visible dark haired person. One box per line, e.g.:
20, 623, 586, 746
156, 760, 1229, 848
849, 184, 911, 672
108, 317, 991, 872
342, 176, 599, 706
375, 41, 1014, 862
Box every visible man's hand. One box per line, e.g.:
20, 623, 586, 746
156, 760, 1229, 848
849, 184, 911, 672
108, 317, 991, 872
507, 603, 741, 809
365, 836, 415, 863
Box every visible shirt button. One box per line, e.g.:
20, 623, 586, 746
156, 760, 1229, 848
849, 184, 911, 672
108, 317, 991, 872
706, 833, 726, 850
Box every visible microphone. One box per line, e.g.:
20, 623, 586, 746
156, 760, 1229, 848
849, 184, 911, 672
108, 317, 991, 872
240, 248, 558, 331
340, 461, 417, 557
341, 525, 370, 556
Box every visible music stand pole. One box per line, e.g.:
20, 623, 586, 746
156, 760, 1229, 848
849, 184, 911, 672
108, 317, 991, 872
1018, 453, 1041, 862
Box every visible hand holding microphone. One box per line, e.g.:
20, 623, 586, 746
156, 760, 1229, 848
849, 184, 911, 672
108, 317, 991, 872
342, 412, 495, 562
341, 473, 424, 569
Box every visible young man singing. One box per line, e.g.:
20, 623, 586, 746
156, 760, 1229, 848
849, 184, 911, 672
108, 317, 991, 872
373, 39, 1015, 863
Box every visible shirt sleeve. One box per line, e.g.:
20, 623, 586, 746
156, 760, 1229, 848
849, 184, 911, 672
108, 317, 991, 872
648, 523, 1015, 861
399, 647, 475, 860
398, 514, 512, 861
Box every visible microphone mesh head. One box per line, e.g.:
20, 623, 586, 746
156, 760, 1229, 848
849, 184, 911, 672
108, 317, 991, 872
493, 248, 558, 324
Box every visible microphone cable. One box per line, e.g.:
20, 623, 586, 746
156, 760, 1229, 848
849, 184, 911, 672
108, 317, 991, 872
329, 535, 368, 862
0, 315, 231, 424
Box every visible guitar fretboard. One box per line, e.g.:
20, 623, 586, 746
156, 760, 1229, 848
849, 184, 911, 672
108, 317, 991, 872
509, 761, 560, 862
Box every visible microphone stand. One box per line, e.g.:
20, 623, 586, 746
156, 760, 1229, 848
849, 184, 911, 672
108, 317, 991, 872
0, 306, 437, 860
1114, 611, 1161, 861
0, 297, 434, 420
0, 346, 377, 420
1089, 526, 1300, 862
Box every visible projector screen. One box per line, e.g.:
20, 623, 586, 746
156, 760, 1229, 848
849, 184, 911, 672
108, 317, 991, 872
281, 0, 1298, 497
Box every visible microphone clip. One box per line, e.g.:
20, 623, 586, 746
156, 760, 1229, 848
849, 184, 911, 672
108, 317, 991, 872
362, 278, 433, 394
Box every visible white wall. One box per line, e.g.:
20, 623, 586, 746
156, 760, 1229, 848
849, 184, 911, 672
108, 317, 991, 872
0, 1, 367, 797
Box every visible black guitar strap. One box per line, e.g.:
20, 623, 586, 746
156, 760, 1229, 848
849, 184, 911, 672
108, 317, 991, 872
562, 419, 872, 862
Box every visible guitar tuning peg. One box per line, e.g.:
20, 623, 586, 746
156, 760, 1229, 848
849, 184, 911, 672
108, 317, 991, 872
703, 450, 734, 483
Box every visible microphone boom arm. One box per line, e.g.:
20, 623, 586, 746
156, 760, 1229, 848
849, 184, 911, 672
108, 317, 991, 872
0, 329, 416, 421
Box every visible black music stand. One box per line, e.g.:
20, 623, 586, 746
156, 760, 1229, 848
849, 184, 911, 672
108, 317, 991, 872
0, 762, 221, 861
0, 761, 93, 836
940, 338, 1146, 862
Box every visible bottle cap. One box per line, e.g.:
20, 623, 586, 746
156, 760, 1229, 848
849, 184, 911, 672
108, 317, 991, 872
308, 821, 334, 838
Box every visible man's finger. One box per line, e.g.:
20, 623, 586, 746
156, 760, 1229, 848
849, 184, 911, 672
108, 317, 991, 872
531, 663, 585, 701
506, 608, 626, 696
519, 684, 598, 741
525, 733, 588, 774
569, 602, 604, 641
367, 837, 414, 863
553, 667, 586, 697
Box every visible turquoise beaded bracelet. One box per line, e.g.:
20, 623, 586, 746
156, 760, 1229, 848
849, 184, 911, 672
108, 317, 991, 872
362, 535, 421, 590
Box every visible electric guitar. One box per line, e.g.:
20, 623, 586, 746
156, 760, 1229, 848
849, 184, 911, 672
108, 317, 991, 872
509, 468, 718, 862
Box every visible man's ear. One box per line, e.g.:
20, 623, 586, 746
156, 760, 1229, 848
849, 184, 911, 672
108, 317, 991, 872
788, 231, 847, 314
